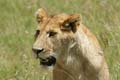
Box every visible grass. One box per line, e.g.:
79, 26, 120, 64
0, 0, 120, 80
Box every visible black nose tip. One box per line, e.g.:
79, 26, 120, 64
32, 48, 44, 54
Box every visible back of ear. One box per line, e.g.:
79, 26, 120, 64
61, 14, 81, 33
35, 8, 47, 23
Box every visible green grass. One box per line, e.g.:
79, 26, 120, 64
0, 0, 120, 80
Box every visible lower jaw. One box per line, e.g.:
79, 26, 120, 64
40, 56, 56, 66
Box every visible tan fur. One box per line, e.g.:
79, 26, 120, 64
33, 8, 109, 80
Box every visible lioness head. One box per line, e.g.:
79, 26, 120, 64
32, 8, 80, 67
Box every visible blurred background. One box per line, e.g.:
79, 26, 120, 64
0, 0, 120, 80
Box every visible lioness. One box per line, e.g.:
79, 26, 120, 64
32, 8, 109, 80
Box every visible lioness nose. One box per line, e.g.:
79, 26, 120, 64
32, 48, 44, 54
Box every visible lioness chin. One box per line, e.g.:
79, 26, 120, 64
32, 8, 109, 80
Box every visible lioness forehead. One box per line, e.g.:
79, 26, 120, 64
49, 14, 69, 26
38, 13, 69, 29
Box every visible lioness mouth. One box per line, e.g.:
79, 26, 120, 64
39, 56, 56, 66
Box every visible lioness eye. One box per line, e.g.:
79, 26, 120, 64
47, 31, 57, 37
64, 23, 70, 28
34, 30, 40, 39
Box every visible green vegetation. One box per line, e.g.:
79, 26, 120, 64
0, 0, 120, 80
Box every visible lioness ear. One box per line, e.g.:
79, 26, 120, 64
61, 14, 80, 33
35, 8, 47, 23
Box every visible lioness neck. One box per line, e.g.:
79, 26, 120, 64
53, 24, 109, 80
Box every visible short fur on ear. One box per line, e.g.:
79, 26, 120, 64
61, 14, 81, 33
35, 8, 47, 23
